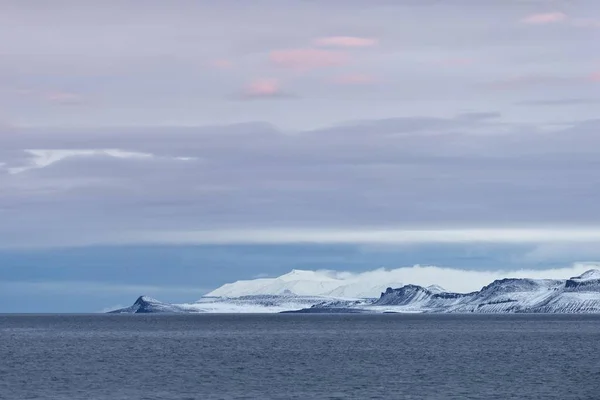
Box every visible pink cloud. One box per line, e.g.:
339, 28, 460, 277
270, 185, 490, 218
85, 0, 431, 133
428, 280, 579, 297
332, 74, 376, 85
245, 78, 281, 97
590, 71, 600, 82
270, 48, 348, 71
314, 36, 378, 48
210, 59, 233, 69
521, 12, 567, 24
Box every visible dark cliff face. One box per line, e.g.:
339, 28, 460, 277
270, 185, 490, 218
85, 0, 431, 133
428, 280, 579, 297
564, 270, 600, 292
565, 278, 599, 290
132, 296, 160, 313
479, 278, 549, 294
108, 296, 182, 314
375, 285, 432, 306
375, 284, 473, 307
133, 296, 149, 306
434, 291, 475, 300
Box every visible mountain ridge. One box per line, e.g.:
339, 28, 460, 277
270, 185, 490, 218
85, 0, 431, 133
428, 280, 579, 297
362, 269, 600, 313
109, 268, 600, 314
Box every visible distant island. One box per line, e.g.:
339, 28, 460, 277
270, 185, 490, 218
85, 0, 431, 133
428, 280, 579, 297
109, 268, 600, 314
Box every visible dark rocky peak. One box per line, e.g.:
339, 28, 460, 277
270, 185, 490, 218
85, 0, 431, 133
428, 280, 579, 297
565, 269, 600, 291
479, 278, 560, 294
375, 284, 432, 306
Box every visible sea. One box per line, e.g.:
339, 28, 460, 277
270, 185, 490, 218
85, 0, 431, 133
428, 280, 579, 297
1, 314, 599, 400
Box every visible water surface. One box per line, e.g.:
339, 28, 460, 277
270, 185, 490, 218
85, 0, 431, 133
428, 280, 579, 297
1, 314, 599, 399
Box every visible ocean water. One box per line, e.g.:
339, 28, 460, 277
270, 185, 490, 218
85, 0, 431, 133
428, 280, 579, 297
1, 314, 599, 400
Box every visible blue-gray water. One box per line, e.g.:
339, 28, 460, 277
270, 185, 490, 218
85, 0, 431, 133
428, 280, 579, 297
1, 314, 599, 400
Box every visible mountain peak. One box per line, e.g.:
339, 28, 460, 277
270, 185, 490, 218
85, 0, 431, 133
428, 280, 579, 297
110, 295, 186, 314
427, 284, 446, 294
287, 269, 311, 275
134, 296, 160, 305
281, 269, 320, 277
571, 269, 600, 281
111, 268, 600, 314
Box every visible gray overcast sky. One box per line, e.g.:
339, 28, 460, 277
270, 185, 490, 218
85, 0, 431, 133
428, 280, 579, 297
0, 0, 598, 128
1, 0, 600, 247
1, 0, 600, 311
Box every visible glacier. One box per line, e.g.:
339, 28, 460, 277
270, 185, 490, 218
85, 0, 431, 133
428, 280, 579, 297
109, 268, 600, 314
205, 269, 404, 298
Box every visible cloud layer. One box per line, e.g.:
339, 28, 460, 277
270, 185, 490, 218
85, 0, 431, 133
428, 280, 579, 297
0, 1, 597, 129
1, 113, 600, 247
338, 263, 600, 293
269, 48, 348, 71
314, 36, 378, 48
522, 12, 567, 24
0, 1, 599, 249
212, 263, 598, 295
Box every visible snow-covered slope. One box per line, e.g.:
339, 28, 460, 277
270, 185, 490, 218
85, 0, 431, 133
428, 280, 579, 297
426, 285, 447, 294
109, 294, 331, 314
531, 270, 600, 313
206, 269, 404, 298
308, 269, 600, 314
108, 269, 600, 314
372, 285, 473, 312
450, 278, 563, 313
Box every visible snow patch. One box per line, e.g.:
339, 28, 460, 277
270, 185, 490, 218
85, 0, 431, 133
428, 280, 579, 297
570, 269, 600, 281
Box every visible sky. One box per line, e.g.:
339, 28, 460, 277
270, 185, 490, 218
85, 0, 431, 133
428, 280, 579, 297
1, 0, 600, 312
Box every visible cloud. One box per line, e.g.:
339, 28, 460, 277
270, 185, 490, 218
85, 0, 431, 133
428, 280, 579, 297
435, 58, 475, 67
45, 91, 84, 105
0, 1, 597, 255
243, 78, 283, 98
519, 12, 598, 29
331, 74, 376, 85
521, 243, 600, 263
8, 149, 153, 174
6, 149, 193, 175
0, 117, 15, 130
0, 280, 205, 296
0, 0, 596, 131
14, 89, 85, 105
571, 18, 600, 28
209, 59, 233, 69
521, 12, 567, 24
314, 36, 378, 48
2, 116, 600, 248
516, 98, 600, 106
485, 74, 580, 90
590, 71, 600, 82
117, 228, 600, 246
269, 48, 348, 71
233, 263, 600, 294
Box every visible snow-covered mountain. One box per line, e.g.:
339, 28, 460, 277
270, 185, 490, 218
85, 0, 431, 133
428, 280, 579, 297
109, 268, 600, 314
205, 269, 404, 298
109, 294, 330, 314
308, 269, 600, 314
109, 296, 189, 314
